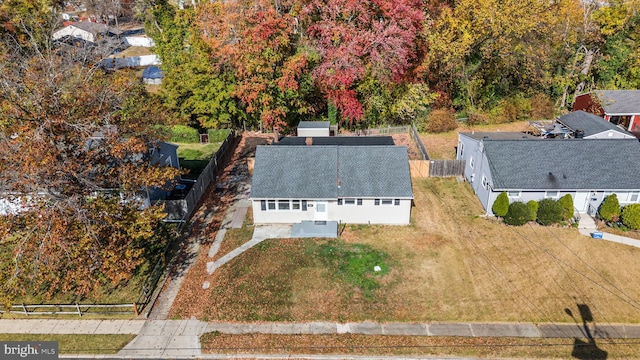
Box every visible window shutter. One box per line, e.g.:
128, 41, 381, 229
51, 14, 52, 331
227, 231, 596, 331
357, 199, 362, 206
302, 200, 307, 211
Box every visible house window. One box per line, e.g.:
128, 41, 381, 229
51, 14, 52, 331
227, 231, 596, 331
357, 199, 363, 205
545, 191, 559, 199
338, 199, 343, 205
630, 193, 639, 202
344, 198, 356, 205
469, 157, 474, 169
470, 174, 475, 183
610, 115, 631, 129
278, 200, 290, 210
292, 200, 301, 210
394, 199, 400, 206
267, 200, 276, 210
260, 200, 266, 211
507, 191, 520, 198
302, 200, 308, 211
459, 142, 464, 158
375, 199, 380, 205
481, 175, 488, 190
381, 199, 393, 205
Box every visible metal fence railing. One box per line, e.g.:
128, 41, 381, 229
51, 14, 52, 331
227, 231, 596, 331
1, 303, 138, 317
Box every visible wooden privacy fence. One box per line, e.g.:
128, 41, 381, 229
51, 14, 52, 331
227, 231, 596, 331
0, 303, 138, 317
163, 130, 238, 222
354, 125, 410, 136
410, 124, 430, 160
428, 159, 465, 178
409, 160, 430, 178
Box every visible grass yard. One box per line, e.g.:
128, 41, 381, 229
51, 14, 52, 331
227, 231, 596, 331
177, 142, 222, 178
201, 334, 628, 359
420, 121, 530, 159
0, 334, 135, 354
171, 177, 640, 325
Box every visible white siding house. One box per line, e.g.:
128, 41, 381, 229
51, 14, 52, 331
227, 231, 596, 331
297, 121, 330, 137
558, 111, 636, 139
457, 133, 640, 216
53, 22, 112, 43
251, 145, 413, 225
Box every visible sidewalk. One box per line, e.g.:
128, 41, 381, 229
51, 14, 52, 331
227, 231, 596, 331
577, 212, 640, 248
4, 319, 640, 338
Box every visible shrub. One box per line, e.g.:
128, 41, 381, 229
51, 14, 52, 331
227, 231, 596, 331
427, 108, 458, 133
170, 125, 200, 143
492, 192, 509, 217
466, 111, 490, 126
530, 93, 555, 120
599, 194, 621, 222
621, 204, 640, 230
526, 200, 539, 221
537, 198, 563, 225
504, 202, 530, 226
207, 128, 232, 143
558, 194, 574, 221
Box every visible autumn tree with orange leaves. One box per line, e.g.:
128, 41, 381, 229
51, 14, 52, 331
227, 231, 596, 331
0, 3, 180, 303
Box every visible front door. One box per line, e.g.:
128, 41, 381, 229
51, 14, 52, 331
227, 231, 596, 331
315, 201, 328, 220
574, 192, 589, 213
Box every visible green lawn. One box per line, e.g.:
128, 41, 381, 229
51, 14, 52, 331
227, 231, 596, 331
0, 334, 135, 354
176, 142, 223, 178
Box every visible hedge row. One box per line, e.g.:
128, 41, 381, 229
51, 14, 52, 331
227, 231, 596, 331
599, 194, 640, 230
498, 192, 574, 227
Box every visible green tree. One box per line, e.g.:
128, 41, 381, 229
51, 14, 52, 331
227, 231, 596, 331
504, 202, 530, 226
599, 194, 621, 222
537, 199, 563, 225
621, 204, 640, 230
492, 192, 510, 217
146, 2, 241, 129
527, 200, 539, 221
558, 194, 575, 221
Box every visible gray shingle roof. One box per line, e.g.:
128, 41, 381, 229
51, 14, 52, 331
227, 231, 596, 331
558, 111, 631, 137
460, 132, 537, 140
594, 90, 640, 114
483, 139, 640, 190
251, 145, 413, 199
275, 136, 395, 146
297, 121, 330, 129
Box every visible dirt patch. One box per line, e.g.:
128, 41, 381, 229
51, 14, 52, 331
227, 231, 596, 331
392, 134, 420, 160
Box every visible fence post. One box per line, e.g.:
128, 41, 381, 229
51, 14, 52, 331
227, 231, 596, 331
76, 303, 82, 317
22, 303, 27, 315
133, 303, 139, 316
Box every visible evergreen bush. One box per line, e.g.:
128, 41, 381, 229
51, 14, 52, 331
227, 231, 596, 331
558, 194, 574, 221
492, 192, 509, 217
537, 198, 563, 225
526, 200, 539, 221
171, 125, 200, 143
621, 204, 640, 230
599, 194, 621, 222
504, 202, 530, 226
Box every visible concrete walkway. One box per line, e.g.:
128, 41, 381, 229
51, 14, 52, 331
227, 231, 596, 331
4, 319, 640, 339
577, 212, 640, 248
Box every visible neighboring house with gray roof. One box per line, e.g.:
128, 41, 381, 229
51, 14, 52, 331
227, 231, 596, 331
457, 133, 640, 215
573, 90, 640, 133
557, 111, 635, 139
251, 145, 413, 224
